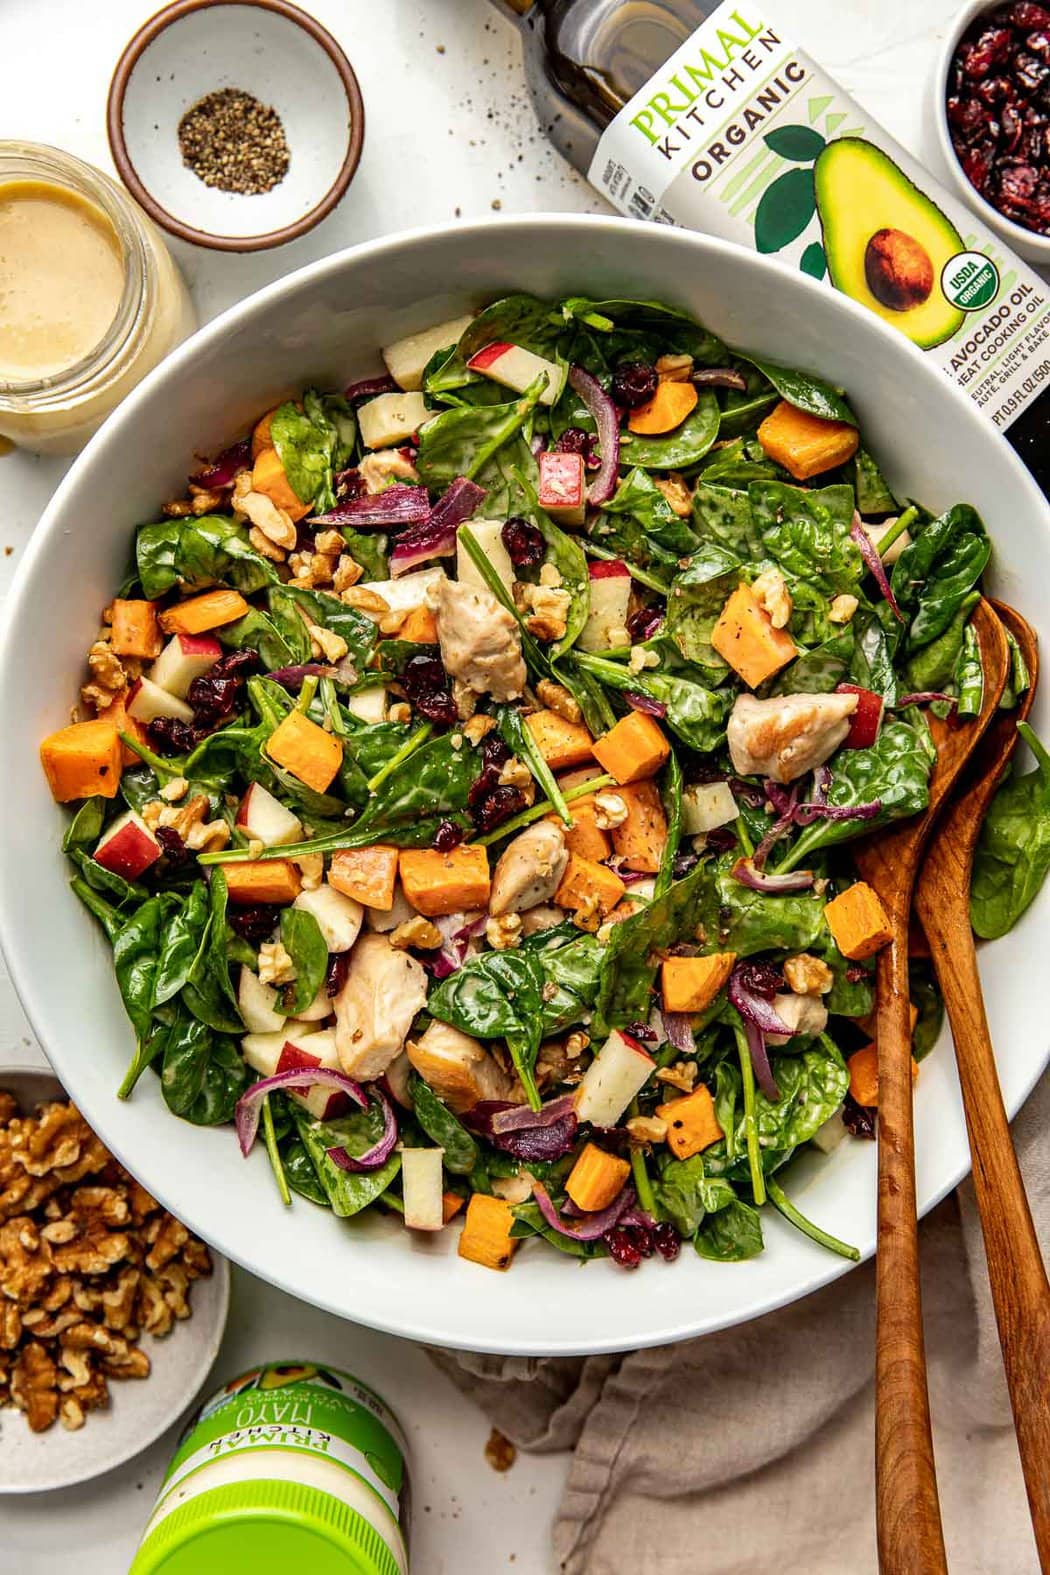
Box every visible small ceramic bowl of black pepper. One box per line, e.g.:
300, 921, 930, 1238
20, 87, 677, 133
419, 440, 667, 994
107, 0, 365, 253
933, 0, 1050, 266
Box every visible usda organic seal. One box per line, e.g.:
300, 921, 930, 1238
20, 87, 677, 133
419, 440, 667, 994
942, 252, 1001, 312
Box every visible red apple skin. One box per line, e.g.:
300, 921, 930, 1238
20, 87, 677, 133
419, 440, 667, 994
276, 1042, 349, 1119
618, 1031, 655, 1063
538, 451, 585, 508
177, 634, 222, 657
467, 341, 511, 372
836, 684, 884, 749
94, 813, 161, 879
587, 559, 630, 580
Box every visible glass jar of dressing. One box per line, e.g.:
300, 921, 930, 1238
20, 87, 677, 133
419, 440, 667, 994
0, 142, 195, 455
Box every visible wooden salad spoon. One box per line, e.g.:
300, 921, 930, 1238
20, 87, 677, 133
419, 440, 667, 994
915, 602, 1050, 1571
852, 598, 1010, 1575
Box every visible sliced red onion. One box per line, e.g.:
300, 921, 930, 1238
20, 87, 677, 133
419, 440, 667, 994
795, 798, 882, 825
729, 964, 793, 1037
532, 1179, 635, 1242
466, 1100, 579, 1161
312, 485, 431, 529
430, 911, 486, 976
753, 782, 798, 869
267, 662, 338, 690
389, 476, 486, 577
660, 1011, 695, 1053
743, 1017, 780, 1103
491, 1093, 577, 1135
624, 690, 667, 718
568, 365, 619, 506
810, 765, 832, 805
345, 373, 398, 402
850, 511, 904, 623
326, 1086, 398, 1172
691, 368, 747, 390
894, 691, 956, 709
235, 1067, 366, 1157
732, 858, 814, 894
617, 1205, 658, 1231
190, 437, 251, 490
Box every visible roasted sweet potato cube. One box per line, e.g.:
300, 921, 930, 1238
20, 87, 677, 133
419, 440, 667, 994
442, 1191, 465, 1224
553, 853, 626, 918
252, 406, 279, 459
661, 953, 736, 1014
109, 599, 163, 659
251, 444, 312, 521
591, 712, 670, 784
848, 1043, 918, 1108
224, 859, 302, 906
525, 709, 595, 772
757, 400, 859, 481
824, 882, 893, 961
398, 605, 439, 644
107, 695, 150, 768
556, 769, 610, 862
458, 1194, 517, 1271
328, 846, 399, 910
399, 845, 491, 917
266, 710, 343, 793
565, 1144, 631, 1213
711, 584, 797, 689
158, 588, 250, 636
610, 779, 667, 873
40, 719, 122, 803
656, 1085, 723, 1160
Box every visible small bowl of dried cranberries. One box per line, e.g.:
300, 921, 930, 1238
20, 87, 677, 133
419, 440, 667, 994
936, 0, 1050, 262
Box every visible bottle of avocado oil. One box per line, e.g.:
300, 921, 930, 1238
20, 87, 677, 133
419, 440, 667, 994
490, 0, 1050, 495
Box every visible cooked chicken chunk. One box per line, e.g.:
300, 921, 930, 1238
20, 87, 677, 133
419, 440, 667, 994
435, 577, 526, 702
406, 1020, 518, 1113
766, 991, 829, 1045
333, 932, 428, 1082
727, 692, 858, 784
490, 820, 569, 916
519, 904, 564, 936
859, 513, 911, 567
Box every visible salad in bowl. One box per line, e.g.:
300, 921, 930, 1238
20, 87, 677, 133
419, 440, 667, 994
38, 291, 1038, 1275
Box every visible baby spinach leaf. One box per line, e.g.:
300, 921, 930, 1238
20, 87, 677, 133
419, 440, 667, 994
282, 1133, 331, 1207
136, 516, 277, 599
745, 1036, 849, 1157
691, 480, 764, 560
890, 503, 990, 651
161, 1010, 249, 1125
427, 294, 565, 395
573, 652, 731, 753
341, 526, 389, 582
596, 861, 709, 1031
665, 542, 740, 676
429, 950, 545, 1108
343, 733, 479, 847
68, 848, 147, 909
619, 392, 720, 470
220, 607, 298, 673
409, 1074, 478, 1175
62, 797, 106, 852
971, 722, 1050, 939
292, 1104, 401, 1217
696, 435, 781, 486
510, 1200, 605, 1259
656, 753, 683, 899
281, 586, 377, 671
693, 1197, 764, 1261
182, 870, 242, 1034
272, 392, 354, 514
153, 881, 209, 1006
749, 480, 862, 597
853, 447, 897, 515
71, 877, 123, 946
601, 468, 699, 557
113, 894, 171, 1044
654, 1152, 736, 1238
849, 605, 900, 703
909, 963, 944, 1061
740, 356, 857, 426
771, 626, 855, 695
278, 908, 328, 1017
701, 854, 827, 956
416, 381, 545, 511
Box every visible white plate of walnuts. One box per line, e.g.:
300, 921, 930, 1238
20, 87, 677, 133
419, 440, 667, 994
0, 1066, 229, 1493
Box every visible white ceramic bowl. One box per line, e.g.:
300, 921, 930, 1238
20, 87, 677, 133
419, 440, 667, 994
2, 216, 1049, 1357
933, 0, 1050, 267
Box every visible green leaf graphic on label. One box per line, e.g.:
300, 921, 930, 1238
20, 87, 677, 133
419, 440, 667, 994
754, 168, 816, 254
763, 126, 825, 162
800, 241, 827, 279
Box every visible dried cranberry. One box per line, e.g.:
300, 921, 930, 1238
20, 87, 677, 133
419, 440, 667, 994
227, 903, 281, 943
959, 143, 995, 191
948, 93, 990, 137
672, 848, 701, 877
975, 74, 1013, 105
433, 819, 464, 852
653, 1222, 681, 1262
611, 361, 658, 409
842, 1095, 876, 1140
624, 1021, 658, 1043
471, 785, 526, 834
623, 1222, 654, 1258
501, 516, 545, 569
1015, 49, 1050, 89
400, 654, 458, 725
626, 605, 663, 643
155, 826, 190, 866
1029, 28, 1050, 62
212, 648, 261, 680
146, 716, 198, 756
705, 826, 738, 856
965, 26, 1015, 77
1009, 2, 1050, 26
1002, 99, 1026, 147
326, 951, 351, 998
554, 427, 600, 470
187, 673, 244, 727
735, 959, 784, 997
334, 466, 365, 500
999, 160, 1040, 202
604, 1226, 642, 1269
468, 734, 512, 807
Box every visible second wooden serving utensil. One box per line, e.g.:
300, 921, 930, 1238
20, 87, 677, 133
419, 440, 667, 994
915, 602, 1050, 1572
853, 599, 1010, 1575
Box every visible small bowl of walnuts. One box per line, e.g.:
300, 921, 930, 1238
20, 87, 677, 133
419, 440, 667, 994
0, 1066, 229, 1493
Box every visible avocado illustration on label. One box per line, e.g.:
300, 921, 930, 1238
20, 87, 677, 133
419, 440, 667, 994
259, 1362, 318, 1389
814, 139, 966, 349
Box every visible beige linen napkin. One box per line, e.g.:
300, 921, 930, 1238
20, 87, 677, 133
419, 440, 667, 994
432, 1072, 1050, 1573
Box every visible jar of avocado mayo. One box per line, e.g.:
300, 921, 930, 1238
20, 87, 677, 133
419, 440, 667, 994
131, 1361, 410, 1574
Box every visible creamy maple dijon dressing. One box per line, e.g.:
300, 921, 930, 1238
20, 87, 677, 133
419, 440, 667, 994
0, 180, 126, 380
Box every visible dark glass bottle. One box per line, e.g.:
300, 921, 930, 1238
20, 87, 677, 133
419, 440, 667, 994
490, 0, 1050, 497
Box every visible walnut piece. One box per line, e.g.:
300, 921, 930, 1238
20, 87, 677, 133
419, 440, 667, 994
535, 678, 582, 724
783, 952, 835, 996
11, 1341, 58, 1432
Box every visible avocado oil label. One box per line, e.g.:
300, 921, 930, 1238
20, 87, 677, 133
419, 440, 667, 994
587, 5, 1050, 432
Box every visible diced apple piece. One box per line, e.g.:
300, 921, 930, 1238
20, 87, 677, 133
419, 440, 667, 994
466, 341, 564, 406
574, 1030, 655, 1128
381, 314, 474, 391
236, 782, 303, 848
578, 560, 631, 652
346, 687, 388, 724
293, 885, 364, 953
241, 1025, 348, 1120
811, 1109, 847, 1154
93, 810, 162, 880
241, 1022, 321, 1076
294, 982, 334, 1022
681, 782, 739, 836
125, 676, 194, 725
358, 391, 430, 449
456, 519, 515, 595
149, 633, 222, 700
237, 967, 285, 1034
401, 1148, 445, 1231
538, 451, 585, 525
836, 684, 885, 750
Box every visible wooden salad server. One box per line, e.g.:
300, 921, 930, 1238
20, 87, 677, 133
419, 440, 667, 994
853, 599, 1010, 1574
915, 602, 1050, 1571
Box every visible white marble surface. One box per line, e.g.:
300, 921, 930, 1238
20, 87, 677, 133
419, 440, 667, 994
0, 1, 976, 1567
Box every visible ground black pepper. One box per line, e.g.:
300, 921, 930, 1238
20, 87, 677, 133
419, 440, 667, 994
177, 88, 290, 195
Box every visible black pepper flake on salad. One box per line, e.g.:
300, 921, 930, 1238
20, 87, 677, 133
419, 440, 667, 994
38, 290, 1046, 1273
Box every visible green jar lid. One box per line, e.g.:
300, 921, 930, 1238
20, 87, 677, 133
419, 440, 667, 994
130, 1478, 403, 1575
